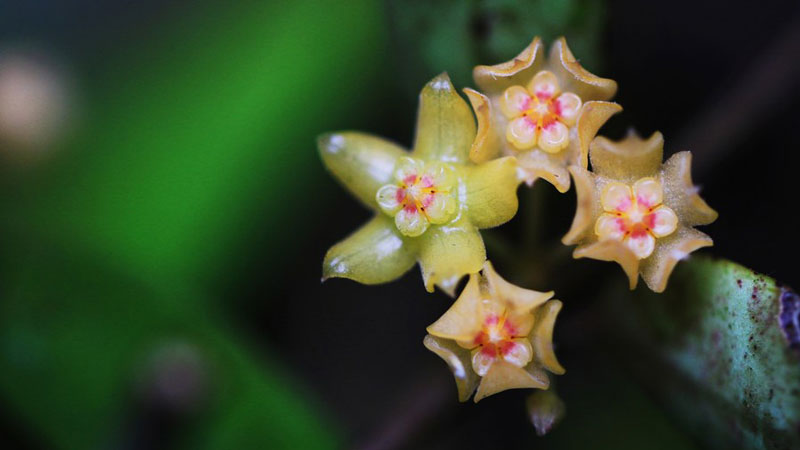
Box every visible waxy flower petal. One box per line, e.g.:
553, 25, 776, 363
423, 334, 480, 402
467, 36, 620, 192
426, 261, 563, 402
563, 131, 718, 292
322, 216, 417, 285
320, 74, 522, 294
418, 216, 485, 294
318, 132, 406, 208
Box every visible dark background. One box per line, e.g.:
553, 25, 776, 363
1, 0, 799, 449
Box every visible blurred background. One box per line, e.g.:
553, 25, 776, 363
1, 0, 800, 449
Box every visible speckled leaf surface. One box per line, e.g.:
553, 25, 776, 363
606, 257, 800, 450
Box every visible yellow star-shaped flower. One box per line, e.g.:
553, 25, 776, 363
562, 131, 718, 292
424, 261, 564, 402
466, 36, 621, 193
319, 74, 522, 294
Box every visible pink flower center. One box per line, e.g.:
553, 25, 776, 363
396, 172, 439, 216
518, 94, 561, 137
473, 313, 521, 359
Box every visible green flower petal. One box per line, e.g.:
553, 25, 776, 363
411, 73, 476, 165
423, 334, 479, 402
418, 216, 485, 293
322, 215, 416, 284
464, 156, 520, 229
318, 132, 406, 209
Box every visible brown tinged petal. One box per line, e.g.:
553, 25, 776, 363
463, 88, 502, 163
548, 37, 618, 101
473, 37, 545, 95
562, 165, 600, 245
576, 101, 623, 170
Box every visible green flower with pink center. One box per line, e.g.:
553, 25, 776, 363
319, 74, 522, 294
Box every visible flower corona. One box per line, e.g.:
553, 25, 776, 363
500, 71, 582, 153
466, 37, 619, 192
376, 157, 458, 237
594, 178, 678, 259
563, 132, 717, 292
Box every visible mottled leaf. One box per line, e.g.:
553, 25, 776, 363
606, 257, 800, 450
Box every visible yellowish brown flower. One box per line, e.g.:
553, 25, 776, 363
466, 36, 620, 192
424, 261, 565, 402
319, 74, 522, 295
562, 131, 718, 292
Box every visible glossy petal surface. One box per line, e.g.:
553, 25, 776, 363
322, 216, 416, 284
412, 73, 475, 164
464, 156, 519, 229
318, 132, 406, 208
418, 217, 485, 293
423, 335, 479, 402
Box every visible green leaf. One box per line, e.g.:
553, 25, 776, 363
607, 257, 800, 450
13, 0, 385, 290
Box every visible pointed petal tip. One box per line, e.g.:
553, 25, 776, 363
426, 72, 455, 92
473, 36, 543, 93
317, 132, 345, 155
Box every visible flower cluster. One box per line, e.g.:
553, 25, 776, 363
317, 37, 716, 405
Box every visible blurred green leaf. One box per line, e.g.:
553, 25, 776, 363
607, 257, 800, 450
16, 0, 385, 291
2, 0, 387, 447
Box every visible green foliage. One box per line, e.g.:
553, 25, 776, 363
14, 0, 385, 290
1, 0, 386, 448
609, 257, 800, 450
